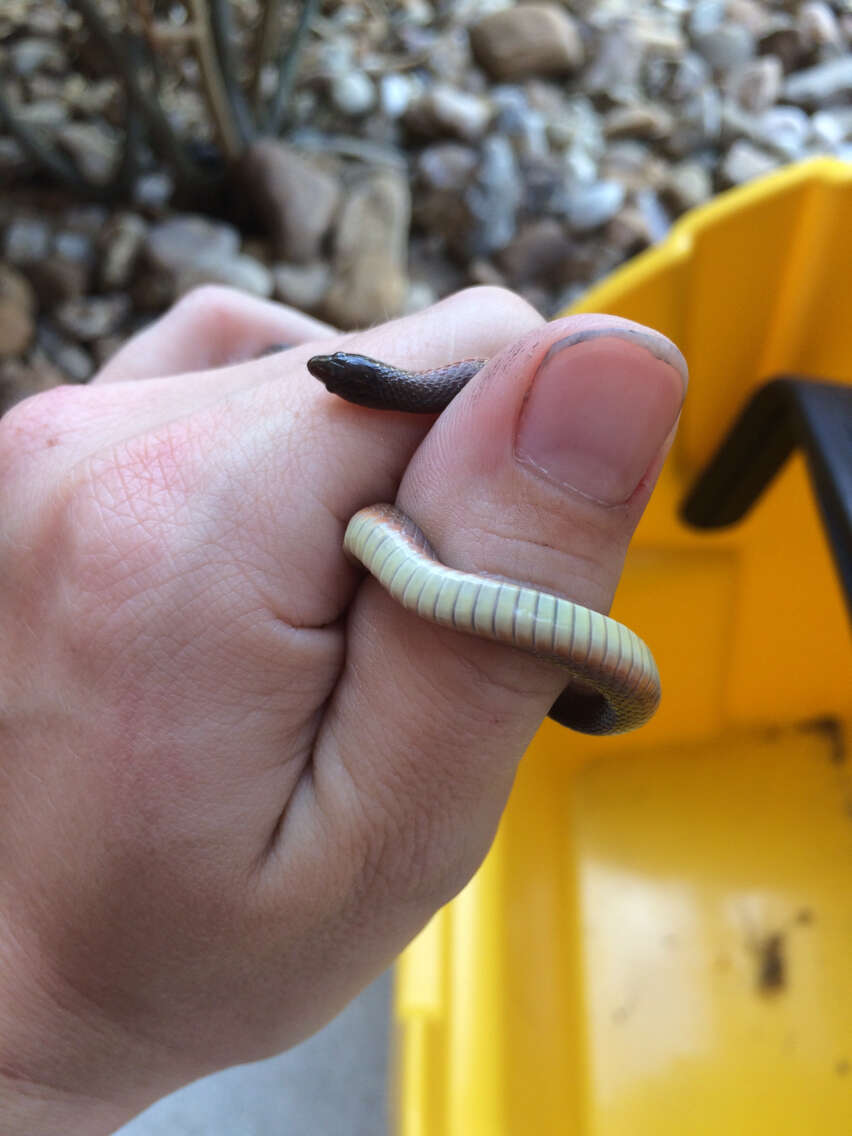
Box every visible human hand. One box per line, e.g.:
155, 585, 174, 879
0, 286, 686, 1133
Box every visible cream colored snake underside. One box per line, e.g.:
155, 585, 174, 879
345, 503, 660, 736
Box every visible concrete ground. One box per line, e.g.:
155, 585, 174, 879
117, 970, 391, 1136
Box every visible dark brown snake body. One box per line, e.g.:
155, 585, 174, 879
307, 351, 661, 735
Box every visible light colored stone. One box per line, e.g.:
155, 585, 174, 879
405, 84, 493, 141
239, 140, 340, 264
3, 217, 50, 265
99, 213, 147, 289
662, 161, 713, 212
330, 70, 375, 116
565, 181, 625, 232
146, 215, 240, 275
694, 24, 755, 71
797, 2, 843, 51
784, 57, 852, 105
0, 265, 36, 358
175, 255, 274, 299
469, 4, 583, 81
36, 321, 94, 383
57, 122, 119, 183
324, 172, 410, 329
9, 36, 66, 76
272, 262, 330, 312
465, 133, 522, 254
727, 55, 783, 112
604, 104, 674, 141
720, 139, 779, 185
54, 294, 131, 341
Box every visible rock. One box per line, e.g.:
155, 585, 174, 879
239, 140, 340, 264
53, 230, 95, 267
380, 73, 419, 119
404, 280, 438, 315
584, 22, 643, 103
492, 88, 548, 158
465, 133, 522, 255
54, 294, 131, 341
57, 122, 119, 183
9, 36, 66, 76
662, 161, 713, 212
3, 217, 50, 265
0, 138, 28, 179
272, 262, 330, 312
605, 205, 655, 256
599, 142, 668, 191
783, 57, 852, 106
667, 86, 722, 155
36, 321, 94, 383
405, 84, 493, 142
756, 105, 811, 159
758, 26, 806, 74
727, 55, 783, 112
133, 171, 174, 213
98, 212, 147, 289
797, 2, 843, 52
720, 139, 779, 185
469, 4, 583, 81
175, 254, 274, 299
669, 52, 712, 100
812, 107, 852, 147
688, 0, 725, 40
726, 0, 776, 38
0, 265, 36, 358
634, 187, 671, 243
604, 104, 674, 142
414, 143, 479, 247
694, 24, 755, 71
496, 218, 574, 286
324, 171, 410, 328
146, 215, 240, 275
329, 70, 375, 116
565, 181, 625, 232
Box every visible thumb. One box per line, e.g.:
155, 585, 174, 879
320, 315, 687, 896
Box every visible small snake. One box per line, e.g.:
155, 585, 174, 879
307, 351, 660, 735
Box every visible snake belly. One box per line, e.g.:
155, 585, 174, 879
344, 504, 660, 736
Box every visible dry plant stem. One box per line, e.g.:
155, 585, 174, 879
267, 0, 320, 133
188, 0, 245, 159
207, 0, 256, 146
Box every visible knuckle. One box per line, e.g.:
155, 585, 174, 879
170, 284, 246, 334
453, 284, 542, 324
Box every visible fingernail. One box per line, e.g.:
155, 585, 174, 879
515, 328, 687, 505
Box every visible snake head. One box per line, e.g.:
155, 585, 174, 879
306, 352, 393, 408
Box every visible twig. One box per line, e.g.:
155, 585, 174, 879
187, 0, 244, 159
266, 0, 320, 135
207, 0, 255, 146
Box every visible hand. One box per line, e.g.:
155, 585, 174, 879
0, 286, 686, 1133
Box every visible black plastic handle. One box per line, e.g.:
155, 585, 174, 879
681, 377, 852, 620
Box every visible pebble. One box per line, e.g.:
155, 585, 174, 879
98, 213, 147, 290
756, 105, 811, 159
565, 181, 626, 232
694, 24, 756, 71
36, 321, 94, 383
0, 265, 36, 358
9, 36, 66, 76
405, 84, 493, 141
783, 57, 852, 106
380, 73, 419, 119
727, 55, 783, 112
469, 4, 584, 81
330, 70, 376, 116
54, 294, 131, 341
26, 256, 90, 305
797, 2, 843, 52
3, 217, 51, 265
662, 160, 713, 212
57, 121, 119, 183
324, 171, 410, 328
176, 254, 274, 300
720, 138, 779, 184
272, 262, 330, 312
146, 215, 240, 275
812, 107, 852, 147
496, 218, 574, 286
604, 105, 674, 142
239, 140, 340, 264
465, 134, 522, 255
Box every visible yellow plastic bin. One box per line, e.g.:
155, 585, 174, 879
393, 158, 852, 1135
